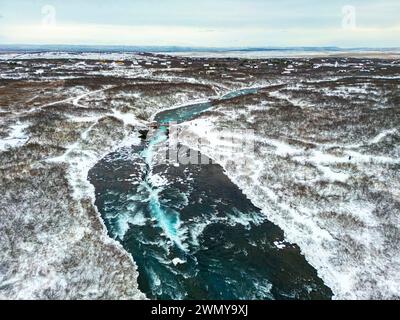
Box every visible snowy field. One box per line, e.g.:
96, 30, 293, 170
0, 51, 399, 299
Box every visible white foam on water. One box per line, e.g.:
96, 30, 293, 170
172, 258, 186, 266
114, 210, 147, 240
189, 220, 209, 247
274, 241, 287, 250
250, 279, 274, 300
226, 209, 266, 230
138, 176, 188, 252
149, 173, 169, 188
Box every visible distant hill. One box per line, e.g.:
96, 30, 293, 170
0, 44, 399, 53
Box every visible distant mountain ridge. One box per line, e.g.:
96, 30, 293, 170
0, 44, 399, 53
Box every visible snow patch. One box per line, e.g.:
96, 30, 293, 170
0, 122, 30, 151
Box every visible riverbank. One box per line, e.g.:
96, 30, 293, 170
1, 52, 399, 299
89, 123, 333, 299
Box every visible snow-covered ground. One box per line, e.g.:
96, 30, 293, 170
0, 122, 30, 152
174, 85, 400, 299
163, 50, 400, 60
1, 52, 399, 300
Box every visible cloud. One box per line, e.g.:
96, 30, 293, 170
1, 23, 399, 47
0, 0, 399, 47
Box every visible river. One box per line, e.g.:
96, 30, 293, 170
88, 87, 333, 300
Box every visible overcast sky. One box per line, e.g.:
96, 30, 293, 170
0, 0, 399, 47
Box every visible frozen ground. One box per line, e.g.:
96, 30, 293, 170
0, 53, 216, 299
174, 67, 400, 299
164, 49, 400, 60
0, 51, 399, 299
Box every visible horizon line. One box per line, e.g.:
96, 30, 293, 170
1, 44, 400, 52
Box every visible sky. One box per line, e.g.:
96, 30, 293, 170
0, 0, 399, 47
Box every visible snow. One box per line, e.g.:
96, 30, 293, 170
0, 122, 30, 151
111, 109, 148, 128
163, 50, 400, 59
175, 115, 400, 300
1, 51, 399, 300
0, 52, 146, 61
369, 129, 398, 144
